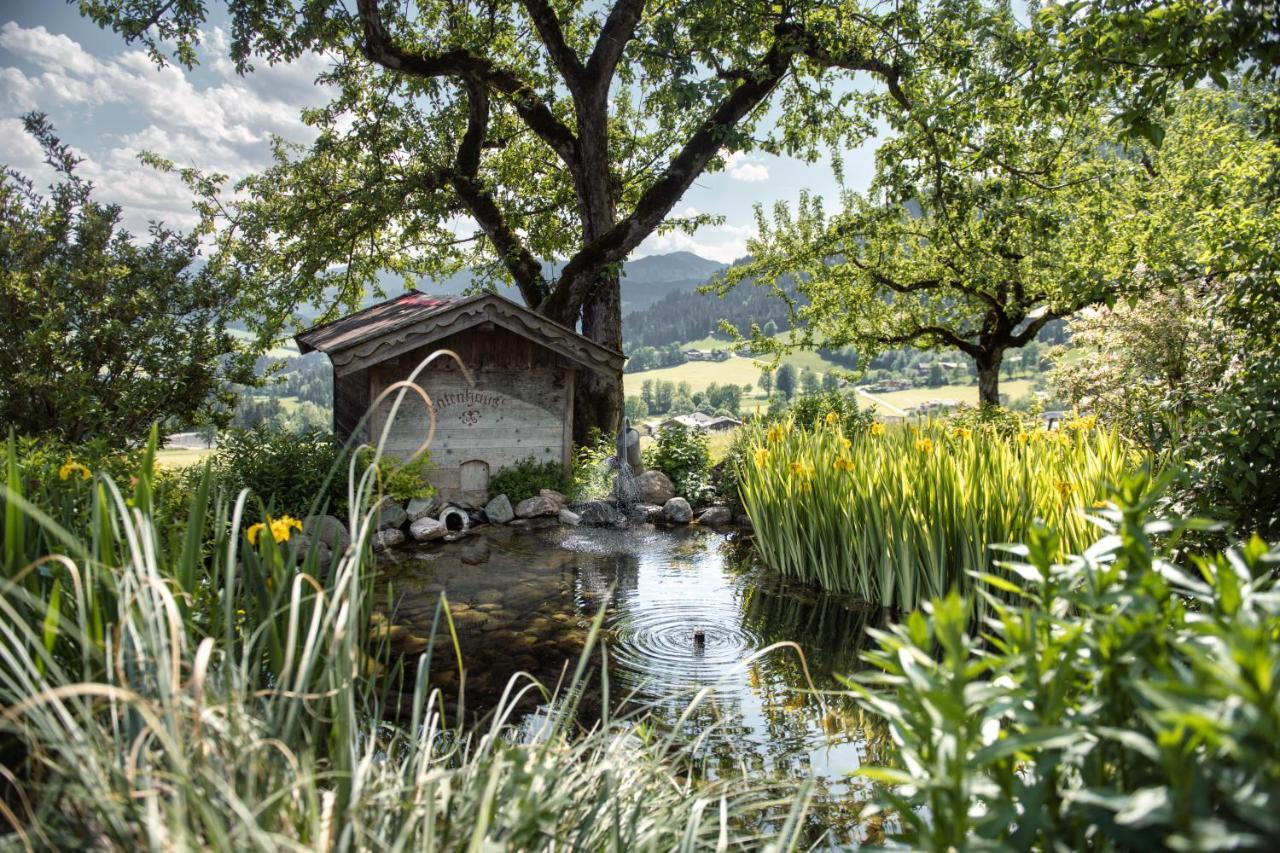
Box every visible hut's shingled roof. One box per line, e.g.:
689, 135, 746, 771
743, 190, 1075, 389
295, 291, 456, 354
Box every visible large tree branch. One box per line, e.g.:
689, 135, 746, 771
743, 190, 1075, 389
448, 80, 550, 306
795, 31, 910, 109
542, 22, 807, 319
356, 0, 579, 168
584, 0, 646, 98
520, 0, 587, 92
873, 324, 983, 357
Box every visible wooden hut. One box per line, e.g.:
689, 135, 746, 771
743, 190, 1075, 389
296, 292, 625, 503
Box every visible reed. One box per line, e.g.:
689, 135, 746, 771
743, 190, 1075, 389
0, 436, 799, 848
737, 414, 1144, 609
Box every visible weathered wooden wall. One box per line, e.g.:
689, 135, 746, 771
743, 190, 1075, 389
333, 370, 370, 443
365, 325, 576, 499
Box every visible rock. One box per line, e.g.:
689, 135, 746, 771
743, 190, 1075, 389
698, 506, 733, 526
515, 494, 561, 518
484, 493, 515, 524
376, 499, 408, 531
575, 500, 622, 526
409, 516, 447, 542
372, 528, 406, 552
635, 470, 676, 505
539, 488, 567, 508
662, 497, 693, 524
558, 508, 582, 526
302, 515, 351, 555
627, 503, 664, 524
735, 514, 754, 529
289, 534, 332, 567
405, 495, 440, 522
467, 508, 489, 527
461, 540, 491, 565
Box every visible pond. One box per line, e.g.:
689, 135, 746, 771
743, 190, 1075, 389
376, 522, 893, 842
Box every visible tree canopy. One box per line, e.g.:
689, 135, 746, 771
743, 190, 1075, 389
721, 5, 1150, 405
0, 114, 256, 444
82, 0, 936, 435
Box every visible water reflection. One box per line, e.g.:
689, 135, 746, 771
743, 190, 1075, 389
376, 524, 892, 843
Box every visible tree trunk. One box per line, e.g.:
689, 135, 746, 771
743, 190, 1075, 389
975, 349, 1003, 408
575, 267, 623, 443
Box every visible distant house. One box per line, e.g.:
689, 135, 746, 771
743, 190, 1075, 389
681, 348, 731, 362
661, 412, 742, 432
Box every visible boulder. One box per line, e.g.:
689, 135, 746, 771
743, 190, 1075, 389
662, 497, 693, 524
484, 493, 515, 524
635, 470, 676, 505
735, 514, 754, 529
558, 508, 582, 526
376, 500, 408, 531
460, 540, 491, 565
467, 508, 489, 527
409, 516, 447, 542
627, 502, 665, 524
515, 494, 561, 518
372, 528, 406, 552
302, 515, 351, 555
697, 506, 733, 527
289, 533, 332, 567
539, 489, 567, 509
406, 495, 440, 522
575, 500, 622, 526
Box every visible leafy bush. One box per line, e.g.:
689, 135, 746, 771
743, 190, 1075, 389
644, 422, 712, 503
355, 446, 437, 502
568, 427, 616, 502
785, 390, 874, 437
205, 425, 349, 520
738, 415, 1146, 609
488, 456, 571, 503
852, 475, 1280, 850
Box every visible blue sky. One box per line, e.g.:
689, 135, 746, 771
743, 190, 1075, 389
0, 1, 876, 263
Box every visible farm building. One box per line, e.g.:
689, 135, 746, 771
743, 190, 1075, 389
660, 412, 743, 433
296, 291, 625, 503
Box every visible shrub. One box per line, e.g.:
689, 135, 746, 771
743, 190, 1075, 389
738, 415, 1146, 609
852, 475, 1280, 850
355, 446, 437, 503
568, 427, 616, 502
488, 456, 571, 503
785, 390, 874, 437
205, 425, 348, 520
644, 422, 712, 503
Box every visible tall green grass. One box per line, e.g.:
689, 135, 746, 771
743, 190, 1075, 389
737, 415, 1145, 609
0, 432, 806, 848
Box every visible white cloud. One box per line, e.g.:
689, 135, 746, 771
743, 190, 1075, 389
637, 221, 755, 263
724, 150, 769, 183
0, 22, 331, 233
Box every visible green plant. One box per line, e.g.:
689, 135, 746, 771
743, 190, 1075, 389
850, 473, 1280, 850
783, 390, 873, 437
0, 434, 801, 848
356, 446, 437, 502
205, 424, 349, 520
738, 415, 1146, 609
488, 457, 572, 504
644, 422, 712, 503
568, 427, 615, 502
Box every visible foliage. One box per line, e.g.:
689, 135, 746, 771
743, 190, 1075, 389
0, 114, 256, 444
719, 3, 1150, 407
783, 390, 873, 438
205, 425, 350, 521
851, 475, 1280, 849
356, 447, 437, 503
738, 416, 1145, 609
0, 438, 776, 848
644, 422, 713, 504
568, 427, 618, 502
488, 457, 571, 504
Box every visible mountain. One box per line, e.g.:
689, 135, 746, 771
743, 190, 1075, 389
295, 251, 726, 323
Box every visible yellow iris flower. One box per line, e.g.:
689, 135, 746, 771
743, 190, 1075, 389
752, 447, 770, 466
833, 456, 854, 472
869, 422, 886, 437
58, 457, 91, 481
824, 411, 840, 426
766, 424, 786, 444
952, 427, 972, 440
914, 437, 934, 455
247, 514, 303, 545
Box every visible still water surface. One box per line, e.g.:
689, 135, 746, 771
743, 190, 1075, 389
377, 522, 892, 839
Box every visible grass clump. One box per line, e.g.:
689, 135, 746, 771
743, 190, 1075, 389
737, 414, 1145, 609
